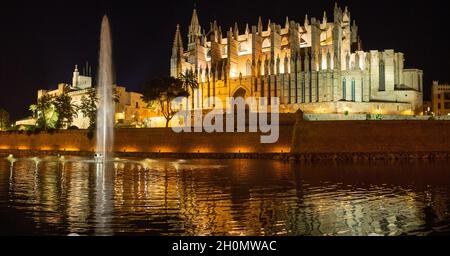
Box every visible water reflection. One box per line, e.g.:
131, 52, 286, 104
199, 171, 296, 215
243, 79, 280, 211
0, 157, 449, 236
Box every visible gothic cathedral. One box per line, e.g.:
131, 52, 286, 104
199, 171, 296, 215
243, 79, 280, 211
170, 4, 423, 115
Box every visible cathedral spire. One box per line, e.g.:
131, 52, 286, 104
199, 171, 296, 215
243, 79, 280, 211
234, 22, 239, 39
172, 24, 184, 58
189, 8, 202, 44
258, 16, 263, 34
322, 11, 327, 24
190, 9, 200, 29
285, 17, 289, 29
171, 24, 184, 77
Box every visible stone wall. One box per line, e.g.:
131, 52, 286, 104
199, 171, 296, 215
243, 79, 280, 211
291, 120, 450, 154
0, 126, 293, 155
1, 117, 450, 160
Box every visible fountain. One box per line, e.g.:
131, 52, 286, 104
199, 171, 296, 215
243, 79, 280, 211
93, 17, 115, 233
96, 15, 115, 163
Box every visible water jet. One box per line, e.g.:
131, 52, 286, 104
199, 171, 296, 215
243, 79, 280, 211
95, 15, 114, 163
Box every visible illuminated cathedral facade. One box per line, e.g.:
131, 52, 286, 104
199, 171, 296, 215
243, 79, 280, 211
170, 4, 423, 115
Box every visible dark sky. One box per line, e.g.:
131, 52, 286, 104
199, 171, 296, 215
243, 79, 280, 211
0, 0, 448, 120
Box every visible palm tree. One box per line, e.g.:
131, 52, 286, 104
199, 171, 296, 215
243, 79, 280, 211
54, 93, 78, 129
79, 88, 98, 129
179, 69, 199, 110
29, 105, 37, 119
34, 94, 54, 130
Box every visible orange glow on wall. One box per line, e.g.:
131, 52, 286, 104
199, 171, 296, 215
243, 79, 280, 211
157, 147, 175, 153
60, 147, 80, 152
272, 147, 290, 153
0, 145, 10, 150
122, 147, 140, 153
192, 147, 213, 153
231, 147, 254, 153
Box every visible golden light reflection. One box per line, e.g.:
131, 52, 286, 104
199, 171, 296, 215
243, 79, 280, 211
1, 158, 449, 236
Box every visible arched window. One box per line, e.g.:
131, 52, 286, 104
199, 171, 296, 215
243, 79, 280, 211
379, 59, 385, 91
351, 79, 356, 102
342, 78, 347, 100
246, 60, 252, 76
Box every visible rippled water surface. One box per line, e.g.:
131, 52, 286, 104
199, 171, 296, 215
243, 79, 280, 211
0, 157, 449, 236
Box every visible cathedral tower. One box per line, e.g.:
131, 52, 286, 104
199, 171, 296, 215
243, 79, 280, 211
170, 24, 184, 78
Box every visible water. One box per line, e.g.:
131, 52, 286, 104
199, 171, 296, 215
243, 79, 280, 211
96, 15, 114, 161
1, 157, 450, 236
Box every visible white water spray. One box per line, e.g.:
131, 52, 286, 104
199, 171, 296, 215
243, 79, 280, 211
96, 15, 114, 161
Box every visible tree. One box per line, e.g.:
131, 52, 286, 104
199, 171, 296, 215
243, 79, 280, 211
33, 94, 57, 130
141, 77, 189, 128
0, 109, 10, 131
179, 69, 199, 110
29, 105, 37, 119
54, 93, 78, 129
79, 88, 98, 129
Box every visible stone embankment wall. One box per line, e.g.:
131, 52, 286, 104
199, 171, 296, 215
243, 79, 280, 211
1, 113, 450, 160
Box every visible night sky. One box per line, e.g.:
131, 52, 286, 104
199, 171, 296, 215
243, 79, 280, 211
0, 0, 447, 120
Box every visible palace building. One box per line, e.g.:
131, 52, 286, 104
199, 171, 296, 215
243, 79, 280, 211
16, 65, 153, 129
171, 4, 423, 115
